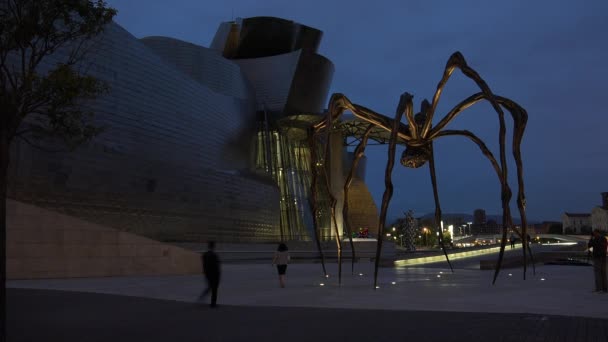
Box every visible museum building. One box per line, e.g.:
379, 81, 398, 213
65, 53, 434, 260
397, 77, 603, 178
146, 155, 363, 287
8, 16, 379, 244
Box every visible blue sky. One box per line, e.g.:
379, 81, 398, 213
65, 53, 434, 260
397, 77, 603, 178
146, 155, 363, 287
106, 0, 608, 222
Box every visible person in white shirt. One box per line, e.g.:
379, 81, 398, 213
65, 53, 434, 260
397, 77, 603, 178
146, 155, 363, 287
272, 243, 290, 288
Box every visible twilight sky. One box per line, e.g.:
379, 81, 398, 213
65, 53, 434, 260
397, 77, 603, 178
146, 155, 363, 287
106, 0, 608, 222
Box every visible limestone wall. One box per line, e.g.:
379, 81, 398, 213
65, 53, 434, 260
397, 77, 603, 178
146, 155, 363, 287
6, 199, 201, 280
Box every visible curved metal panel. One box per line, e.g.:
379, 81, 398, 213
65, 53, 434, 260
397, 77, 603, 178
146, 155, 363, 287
233, 50, 302, 112
8, 22, 281, 243
232, 16, 322, 59
140, 36, 253, 100
284, 51, 335, 115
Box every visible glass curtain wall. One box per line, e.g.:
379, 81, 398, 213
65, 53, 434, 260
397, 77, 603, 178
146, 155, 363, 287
255, 117, 327, 241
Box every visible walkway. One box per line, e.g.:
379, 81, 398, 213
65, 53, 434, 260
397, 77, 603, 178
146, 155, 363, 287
7, 263, 608, 341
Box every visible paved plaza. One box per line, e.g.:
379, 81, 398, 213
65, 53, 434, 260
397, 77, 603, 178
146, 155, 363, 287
7, 262, 608, 341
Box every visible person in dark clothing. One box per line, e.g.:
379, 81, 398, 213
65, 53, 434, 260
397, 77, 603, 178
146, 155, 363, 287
272, 243, 290, 288
587, 229, 607, 293
198, 241, 221, 307
509, 234, 516, 249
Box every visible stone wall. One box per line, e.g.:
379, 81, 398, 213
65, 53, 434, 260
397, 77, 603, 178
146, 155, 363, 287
6, 199, 201, 280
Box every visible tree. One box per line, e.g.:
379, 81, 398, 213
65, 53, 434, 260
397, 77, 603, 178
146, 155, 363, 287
0, 1, 116, 340
442, 230, 452, 245
398, 210, 416, 251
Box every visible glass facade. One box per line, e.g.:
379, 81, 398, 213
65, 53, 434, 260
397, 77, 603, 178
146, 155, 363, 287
254, 114, 336, 242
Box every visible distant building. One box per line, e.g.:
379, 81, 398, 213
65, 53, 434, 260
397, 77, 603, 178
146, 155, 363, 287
532, 221, 561, 234
483, 219, 501, 234
562, 192, 608, 234
472, 209, 487, 234
591, 192, 608, 232
473, 209, 486, 225
591, 207, 608, 232
561, 213, 592, 234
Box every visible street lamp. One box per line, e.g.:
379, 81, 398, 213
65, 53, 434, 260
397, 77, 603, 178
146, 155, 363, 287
422, 227, 428, 246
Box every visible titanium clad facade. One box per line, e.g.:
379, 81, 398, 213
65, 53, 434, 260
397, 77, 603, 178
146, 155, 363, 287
8, 22, 281, 242
232, 17, 322, 59
210, 17, 341, 240
8, 16, 378, 244
233, 51, 302, 112
139, 36, 253, 100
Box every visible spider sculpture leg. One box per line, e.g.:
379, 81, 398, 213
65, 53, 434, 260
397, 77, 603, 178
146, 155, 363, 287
343, 124, 375, 275
421, 54, 521, 281
421, 52, 506, 138
500, 97, 534, 277
428, 143, 454, 272
433, 129, 509, 283
321, 94, 412, 143
421, 53, 515, 279
319, 107, 343, 285
431, 95, 533, 282
307, 127, 328, 278
373, 93, 413, 289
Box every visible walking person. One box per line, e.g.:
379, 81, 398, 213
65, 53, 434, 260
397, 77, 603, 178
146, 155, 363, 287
587, 229, 607, 293
272, 243, 290, 288
509, 233, 516, 249
198, 241, 221, 307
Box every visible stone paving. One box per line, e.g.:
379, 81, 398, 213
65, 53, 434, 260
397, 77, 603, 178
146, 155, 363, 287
7, 263, 608, 341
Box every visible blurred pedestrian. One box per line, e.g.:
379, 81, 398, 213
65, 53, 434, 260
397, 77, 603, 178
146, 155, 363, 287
587, 229, 607, 293
198, 241, 221, 307
272, 243, 290, 288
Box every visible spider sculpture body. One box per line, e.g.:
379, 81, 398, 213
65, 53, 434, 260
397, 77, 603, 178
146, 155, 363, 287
309, 52, 530, 288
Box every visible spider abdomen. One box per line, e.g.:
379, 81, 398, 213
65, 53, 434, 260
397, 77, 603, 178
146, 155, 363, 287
401, 145, 431, 168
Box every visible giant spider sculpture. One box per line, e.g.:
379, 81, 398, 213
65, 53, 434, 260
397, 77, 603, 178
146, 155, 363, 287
308, 51, 531, 288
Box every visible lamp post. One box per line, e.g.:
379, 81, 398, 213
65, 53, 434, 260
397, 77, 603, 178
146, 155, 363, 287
422, 227, 428, 246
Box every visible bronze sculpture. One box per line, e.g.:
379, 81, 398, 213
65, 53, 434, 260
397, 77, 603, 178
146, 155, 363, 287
308, 51, 531, 287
